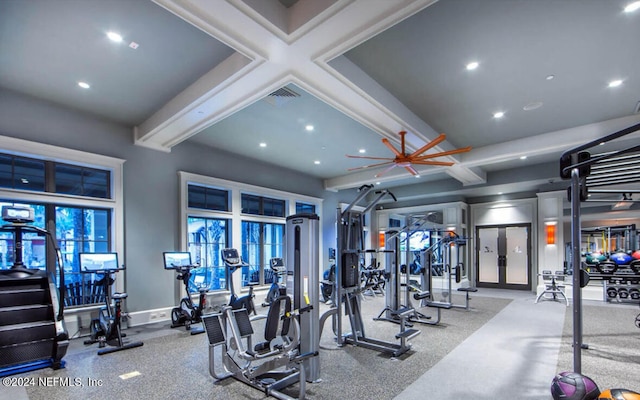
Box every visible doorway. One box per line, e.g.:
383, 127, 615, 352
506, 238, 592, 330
476, 224, 531, 290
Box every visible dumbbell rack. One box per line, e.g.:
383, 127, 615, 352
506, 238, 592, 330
602, 277, 640, 303
586, 264, 640, 304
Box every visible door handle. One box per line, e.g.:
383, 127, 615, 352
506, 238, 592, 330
498, 255, 507, 267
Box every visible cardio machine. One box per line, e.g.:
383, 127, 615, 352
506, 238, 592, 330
81, 253, 143, 355
163, 252, 207, 335
262, 257, 287, 307
221, 248, 257, 315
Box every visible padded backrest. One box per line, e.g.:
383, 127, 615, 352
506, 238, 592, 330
554, 271, 565, 282
264, 295, 291, 341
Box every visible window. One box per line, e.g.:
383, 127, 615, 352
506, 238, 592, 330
55, 164, 110, 198
56, 206, 111, 306
241, 221, 284, 287
0, 201, 112, 307
187, 216, 229, 291
0, 201, 46, 269
0, 154, 45, 192
296, 202, 316, 214
0, 135, 124, 309
0, 152, 110, 199
188, 184, 229, 212
241, 194, 285, 217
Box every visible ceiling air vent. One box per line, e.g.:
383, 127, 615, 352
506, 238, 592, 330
264, 86, 300, 108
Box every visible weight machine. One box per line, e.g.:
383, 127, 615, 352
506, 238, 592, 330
421, 231, 475, 310
203, 213, 321, 399
560, 120, 640, 373
325, 184, 420, 357
375, 215, 436, 326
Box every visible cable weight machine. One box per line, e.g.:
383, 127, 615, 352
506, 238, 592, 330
330, 185, 420, 357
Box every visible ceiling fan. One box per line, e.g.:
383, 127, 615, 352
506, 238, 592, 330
346, 131, 471, 177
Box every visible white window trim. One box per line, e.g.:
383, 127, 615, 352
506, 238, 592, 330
0, 134, 126, 291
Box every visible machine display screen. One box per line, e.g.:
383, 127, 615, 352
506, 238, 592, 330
163, 252, 192, 269
79, 253, 122, 272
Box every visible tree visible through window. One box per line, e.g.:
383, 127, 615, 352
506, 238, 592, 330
187, 216, 228, 291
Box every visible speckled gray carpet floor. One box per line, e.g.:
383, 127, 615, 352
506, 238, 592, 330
556, 299, 640, 393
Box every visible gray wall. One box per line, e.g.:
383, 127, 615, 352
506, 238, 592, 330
0, 88, 337, 312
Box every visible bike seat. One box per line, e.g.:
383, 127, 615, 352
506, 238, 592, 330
112, 292, 128, 300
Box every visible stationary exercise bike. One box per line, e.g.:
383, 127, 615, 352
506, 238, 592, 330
163, 252, 207, 335
221, 248, 257, 315
80, 253, 143, 355
262, 257, 287, 307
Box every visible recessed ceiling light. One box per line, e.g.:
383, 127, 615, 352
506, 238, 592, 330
129, 42, 139, 50
624, 1, 640, 12
78, 81, 90, 89
375, 181, 381, 185
520, 155, 527, 160
415, 175, 420, 178
498, 192, 503, 195
259, 142, 267, 147
608, 79, 623, 88
493, 111, 505, 119
359, 149, 366, 154
305, 125, 314, 131
523, 101, 543, 111
107, 31, 123, 43
599, 142, 605, 146
314, 160, 320, 165
546, 74, 555, 81
466, 61, 479, 71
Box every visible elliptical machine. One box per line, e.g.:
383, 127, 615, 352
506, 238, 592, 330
262, 257, 287, 307
163, 252, 207, 335
80, 253, 143, 355
221, 248, 257, 315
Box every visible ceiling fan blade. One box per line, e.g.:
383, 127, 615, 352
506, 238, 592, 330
404, 165, 419, 175
345, 154, 395, 161
382, 138, 403, 158
374, 163, 398, 178
413, 146, 472, 160
411, 160, 455, 166
408, 133, 447, 158
347, 161, 393, 171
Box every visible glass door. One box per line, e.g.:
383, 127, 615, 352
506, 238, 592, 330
476, 224, 531, 290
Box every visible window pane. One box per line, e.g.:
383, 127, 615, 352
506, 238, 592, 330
188, 185, 206, 209
241, 221, 261, 286
56, 206, 111, 306
55, 164, 82, 195
13, 158, 45, 191
187, 216, 228, 291
0, 201, 46, 270
188, 185, 228, 212
263, 198, 285, 217
263, 223, 284, 285
296, 202, 315, 214
0, 155, 13, 188
82, 169, 109, 198
241, 194, 260, 215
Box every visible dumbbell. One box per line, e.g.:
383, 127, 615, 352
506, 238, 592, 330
606, 287, 618, 299
629, 288, 640, 300
618, 287, 629, 299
